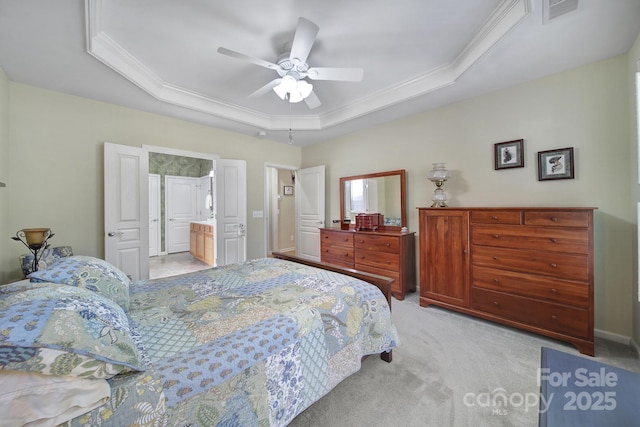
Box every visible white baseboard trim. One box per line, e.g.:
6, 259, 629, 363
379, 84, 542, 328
631, 338, 640, 356
594, 328, 631, 345
277, 246, 295, 253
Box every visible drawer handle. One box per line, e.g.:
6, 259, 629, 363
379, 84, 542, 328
492, 256, 499, 261
359, 255, 365, 259
493, 278, 500, 284
386, 243, 391, 247
550, 263, 558, 268
345, 253, 351, 257
550, 217, 558, 222
550, 238, 558, 243
492, 234, 500, 239
551, 288, 558, 294
551, 315, 557, 320
491, 216, 498, 220
360, 240, 365, 243
493, 301, 500, 307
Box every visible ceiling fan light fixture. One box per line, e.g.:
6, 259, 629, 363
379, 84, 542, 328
298, 80, 313, 98
273, 75, 313, 103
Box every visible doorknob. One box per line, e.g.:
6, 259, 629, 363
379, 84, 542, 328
107, 231, 123, 237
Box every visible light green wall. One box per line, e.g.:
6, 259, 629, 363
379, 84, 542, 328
0, 67, 9, 283
628, 32, 640, 348
303, 55, 633, 338
4, 83, 301, 280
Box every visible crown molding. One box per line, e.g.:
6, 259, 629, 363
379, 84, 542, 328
85, 0, 529, 132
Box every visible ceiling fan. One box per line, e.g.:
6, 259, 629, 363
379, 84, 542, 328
217, 17, 363, 109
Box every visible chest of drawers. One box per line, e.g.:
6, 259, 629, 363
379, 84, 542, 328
320, 228, 416, 300
418, 207, 595, 356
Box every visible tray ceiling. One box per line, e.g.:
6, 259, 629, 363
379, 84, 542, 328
1, 0, 639, 146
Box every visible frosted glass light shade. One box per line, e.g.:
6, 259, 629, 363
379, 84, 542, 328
273, 76, 313, 103
427, 163, 450, 181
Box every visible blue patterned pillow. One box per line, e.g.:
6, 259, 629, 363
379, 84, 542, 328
0, 284, 144, 379
30, 256, 130, 311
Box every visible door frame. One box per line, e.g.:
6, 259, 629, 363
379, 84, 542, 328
143, 146, 218, 266
149, 173, 161, 257
263, 162, 298, 257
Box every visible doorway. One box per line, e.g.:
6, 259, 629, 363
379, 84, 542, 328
265, 165, 297, 256
105, 144, 248, 281
148, 151, 213, 255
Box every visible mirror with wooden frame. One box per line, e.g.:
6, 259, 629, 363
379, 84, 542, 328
340, 169, 406, 231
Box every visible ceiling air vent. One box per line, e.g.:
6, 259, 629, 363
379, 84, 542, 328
543, 0, 579, 23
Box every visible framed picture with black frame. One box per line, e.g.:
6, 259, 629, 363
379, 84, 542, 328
284, 185, 294, 195
494, 139, 524, 170
537, 147, 574, 181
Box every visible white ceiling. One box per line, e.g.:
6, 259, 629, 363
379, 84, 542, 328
0, 0, 639, 147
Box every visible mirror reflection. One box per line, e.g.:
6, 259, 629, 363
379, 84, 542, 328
340, 170, 406, 229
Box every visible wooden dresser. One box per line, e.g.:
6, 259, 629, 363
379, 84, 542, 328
190, 221, 214, 266
320, 228, 416, 300
418, 207, 595, 355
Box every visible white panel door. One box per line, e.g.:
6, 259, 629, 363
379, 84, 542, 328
104, 142, 149, 281
166, 176, 197, 253
296, 165, 325, 261
148, 174, 161, 257
215, 159, 247, 266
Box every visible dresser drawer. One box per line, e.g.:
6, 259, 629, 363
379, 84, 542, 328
471, 288, 590, 339
355, 248, 400, 270
472, 246, 588, 281
321, 229, 354, 248
321, 243, 354, 267
354, 234, 399, 254
524, 211, 590, 228
472, 266, 589, 307
471, 211, 521, 225
472, 224, 589, 254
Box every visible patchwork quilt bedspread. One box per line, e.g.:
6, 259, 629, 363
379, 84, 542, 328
64, 258, 399, 426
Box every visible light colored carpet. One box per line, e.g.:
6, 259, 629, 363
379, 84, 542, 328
289, 293, 640, 427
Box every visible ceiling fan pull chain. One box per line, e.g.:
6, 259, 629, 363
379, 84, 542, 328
288, 98, 294, 145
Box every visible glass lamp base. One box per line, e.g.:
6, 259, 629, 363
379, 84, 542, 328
431, 187, 448, 207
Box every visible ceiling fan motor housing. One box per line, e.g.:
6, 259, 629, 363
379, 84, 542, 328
277, 53, 309, 76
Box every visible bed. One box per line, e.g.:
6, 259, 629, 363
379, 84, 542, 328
0, 253, 399, 426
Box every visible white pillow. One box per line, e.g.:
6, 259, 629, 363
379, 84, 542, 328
0, 371, 110, 427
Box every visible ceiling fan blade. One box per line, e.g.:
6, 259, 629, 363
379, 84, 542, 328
304, 90, 321, 109
306, 67, 364, 82
289, 17, 319, 64
248, 78, 282, 98
217, 47, 281, 71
